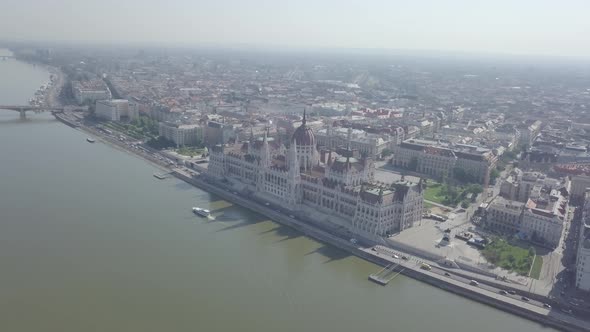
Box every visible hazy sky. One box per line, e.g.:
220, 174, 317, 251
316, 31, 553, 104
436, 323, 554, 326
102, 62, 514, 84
2, 0, 590, 57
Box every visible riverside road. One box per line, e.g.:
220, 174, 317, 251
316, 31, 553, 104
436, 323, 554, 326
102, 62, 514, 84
49, 110, 590, 332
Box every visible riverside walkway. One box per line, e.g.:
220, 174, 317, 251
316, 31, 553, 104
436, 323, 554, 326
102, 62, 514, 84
172, 168, 589, 332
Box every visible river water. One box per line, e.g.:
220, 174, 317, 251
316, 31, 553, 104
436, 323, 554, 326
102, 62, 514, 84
0, 52, 554, 332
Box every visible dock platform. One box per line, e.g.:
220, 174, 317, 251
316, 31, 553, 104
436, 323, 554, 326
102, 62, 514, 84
369, 263, 404, 286
153, 172, 171, 179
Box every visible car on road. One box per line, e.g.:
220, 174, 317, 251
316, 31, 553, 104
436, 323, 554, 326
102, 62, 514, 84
469, 280, 479, 286
392, 254, 399, 259
543, 303, 552, 308
499, 290, 507, 295
420, 263, 432, 271
521, 296, 530, 302
401, 256, 409, 260
444, 272, 451, 277
508, 290, 517, 295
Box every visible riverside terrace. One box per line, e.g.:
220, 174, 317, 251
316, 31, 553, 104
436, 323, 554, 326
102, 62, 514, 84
58, 113, 590, 331
174, 167, 590, 332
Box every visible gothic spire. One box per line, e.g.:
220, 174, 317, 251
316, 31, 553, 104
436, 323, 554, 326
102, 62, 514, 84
302, 108, 307, 125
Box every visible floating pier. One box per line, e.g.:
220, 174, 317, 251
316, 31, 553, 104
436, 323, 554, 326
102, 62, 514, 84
369, 263, 404, 285
153, 172, 172, 180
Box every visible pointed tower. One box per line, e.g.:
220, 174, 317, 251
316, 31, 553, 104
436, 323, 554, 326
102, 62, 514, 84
302, 107, 307, 125
288, 140, 299, 176
291, 107, 317, 172
347, 126, 353, 150
248, 127, 255, 154
287, 140, 301, 208
260, 130, 271, 168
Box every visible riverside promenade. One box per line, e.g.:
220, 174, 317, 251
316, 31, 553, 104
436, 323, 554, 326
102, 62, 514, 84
173, 168, 590, 332
55, 115, 589, 332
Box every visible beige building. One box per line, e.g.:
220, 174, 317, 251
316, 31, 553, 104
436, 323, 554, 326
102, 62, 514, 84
95, 99, 138, 121
518, 120, 542, 147
316, 125, 404, 159
392, 139, 497, 185
486, 186, 568, 249
520, 189, 567, 249
484, 197, 524, 235
500, 170, 564, 203
73, 79, 111, 104
158, 122, 203, 147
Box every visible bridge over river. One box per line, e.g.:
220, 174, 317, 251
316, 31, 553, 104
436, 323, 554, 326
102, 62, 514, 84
0, 105, 87, 119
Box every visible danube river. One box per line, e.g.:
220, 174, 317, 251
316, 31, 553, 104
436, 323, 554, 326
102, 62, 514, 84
0, 53, 555, 332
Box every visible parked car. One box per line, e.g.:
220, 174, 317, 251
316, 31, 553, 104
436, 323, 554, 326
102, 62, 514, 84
521, 296, 530, 302
499, 290, 507, 295
543, 303, 552, 308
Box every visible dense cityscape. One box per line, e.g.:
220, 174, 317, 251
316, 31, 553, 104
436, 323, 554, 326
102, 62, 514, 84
3, 42, 590, 331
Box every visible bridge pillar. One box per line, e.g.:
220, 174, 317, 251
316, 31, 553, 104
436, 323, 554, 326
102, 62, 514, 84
19, 110, 26, 119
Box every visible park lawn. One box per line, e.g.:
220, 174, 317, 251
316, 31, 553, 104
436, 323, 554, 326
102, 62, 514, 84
424, 182, 467, 206
424, 183, 446, 204
176, 146, 204, 157
104, 122, 146, 140
481, 238, 535, 276
530, 256, 543, 279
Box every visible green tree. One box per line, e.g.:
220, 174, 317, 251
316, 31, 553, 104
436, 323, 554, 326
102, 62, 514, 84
528, 247, 535, 257
147, 136, 174, 150
467, 184, 483, 195
490, 168, 500, 184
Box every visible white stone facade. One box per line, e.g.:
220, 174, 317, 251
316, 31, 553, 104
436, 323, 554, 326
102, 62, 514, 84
484, 197, 524, 235
485, 188, 568, 249
159, 122, 203, 147
95, 99, 138, 121
207, 123, 424, 237
316, 125, 404, 158
392, 139, 497, 185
